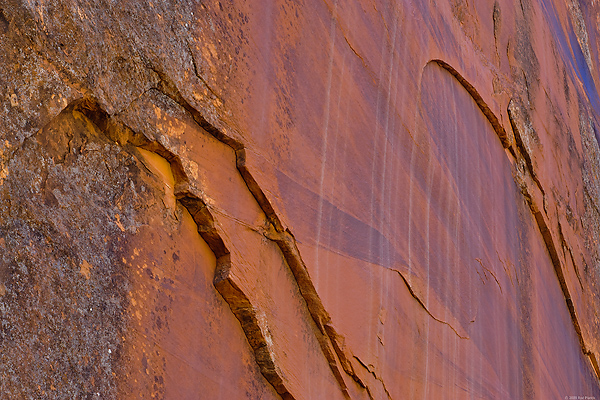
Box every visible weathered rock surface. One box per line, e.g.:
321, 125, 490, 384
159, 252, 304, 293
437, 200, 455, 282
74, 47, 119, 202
1, 0, 600, 399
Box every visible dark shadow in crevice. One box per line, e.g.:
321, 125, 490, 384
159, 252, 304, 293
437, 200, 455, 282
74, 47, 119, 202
72, 96, 366, 399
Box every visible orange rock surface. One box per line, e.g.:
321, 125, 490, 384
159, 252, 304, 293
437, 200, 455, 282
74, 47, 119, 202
1, 0, 600, 398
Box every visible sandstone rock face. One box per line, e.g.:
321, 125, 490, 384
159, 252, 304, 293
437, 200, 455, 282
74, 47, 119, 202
1, 0, 600, 399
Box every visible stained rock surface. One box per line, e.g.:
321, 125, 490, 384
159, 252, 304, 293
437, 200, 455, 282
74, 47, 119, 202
1, 0, 600, 399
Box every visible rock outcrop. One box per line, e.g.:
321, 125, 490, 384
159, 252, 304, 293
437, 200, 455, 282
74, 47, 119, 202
1, 0, 600, 398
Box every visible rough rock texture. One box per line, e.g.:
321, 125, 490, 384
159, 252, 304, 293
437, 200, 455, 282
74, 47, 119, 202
1, 0, 600, 399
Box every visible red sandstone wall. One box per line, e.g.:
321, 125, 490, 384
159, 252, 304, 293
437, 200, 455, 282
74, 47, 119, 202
1, 0, 600, 398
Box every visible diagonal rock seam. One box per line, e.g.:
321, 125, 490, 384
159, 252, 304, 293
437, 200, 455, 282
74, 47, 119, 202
74, 97, 299, 399
147, 68, 372, 396
433, 60, 512, 149
73, 92, 367, 399
507, 98, 546, 196
185, 40, 223, 104
39, 59, 600, 398
353, 356, 393, 400
475, 258, 503, 294
147, 58, 600, 388
427, 60, 600, 382
390, 268, 469, 340
508, 102, 600, 381
428, 59, 599, 382
384, 60, 511, 342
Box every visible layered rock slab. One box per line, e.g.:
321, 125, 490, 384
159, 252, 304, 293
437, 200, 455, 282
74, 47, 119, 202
0, 103, 282, 398
116, 89, 350, 399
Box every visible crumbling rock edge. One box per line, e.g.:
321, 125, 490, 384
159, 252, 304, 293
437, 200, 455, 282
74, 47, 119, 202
68, 93, 367, 399
507, 97, 600, 381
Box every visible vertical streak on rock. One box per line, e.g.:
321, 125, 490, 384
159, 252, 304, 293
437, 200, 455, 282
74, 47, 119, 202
419, 60, 600, 385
